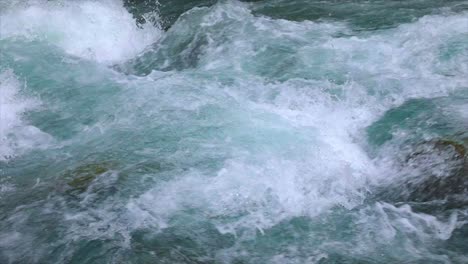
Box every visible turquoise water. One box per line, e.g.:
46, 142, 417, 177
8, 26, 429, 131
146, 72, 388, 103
0, 0, 467, 263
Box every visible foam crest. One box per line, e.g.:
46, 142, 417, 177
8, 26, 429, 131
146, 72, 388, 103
0, 0, 161, 63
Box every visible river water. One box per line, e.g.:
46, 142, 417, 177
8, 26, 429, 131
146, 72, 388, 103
1, 0, 467, 263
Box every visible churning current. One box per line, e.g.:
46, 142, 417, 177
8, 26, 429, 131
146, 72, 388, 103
0, 0, 467, 263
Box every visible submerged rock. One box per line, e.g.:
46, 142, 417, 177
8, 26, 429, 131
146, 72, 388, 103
378, 139, 467, 208
64, 162, 114, 194
435, 139, 466, 157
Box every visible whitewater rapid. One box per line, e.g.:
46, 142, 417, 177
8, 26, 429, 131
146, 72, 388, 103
0, 0, 467, 263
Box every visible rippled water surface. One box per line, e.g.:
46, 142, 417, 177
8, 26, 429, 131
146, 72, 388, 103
1, 0, 467, 263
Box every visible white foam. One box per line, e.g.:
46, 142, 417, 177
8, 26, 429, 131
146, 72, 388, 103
123, 79, 378, 234
340, 202, 460, 261
122, 5, 468, 237
0, 70, 51, 160
0, 0, 161, 63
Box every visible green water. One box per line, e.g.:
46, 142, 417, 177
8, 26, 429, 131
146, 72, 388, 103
0, 0, 467, 263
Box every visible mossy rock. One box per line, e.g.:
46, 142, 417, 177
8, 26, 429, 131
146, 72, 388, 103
378, 138, 467, 207
434, 139, 466, 157
65, 162, 114, 193
405, 138, 466, 163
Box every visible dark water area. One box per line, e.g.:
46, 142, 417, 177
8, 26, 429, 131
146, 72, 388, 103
126, 0, 468, 30
0, 0, 467, 263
